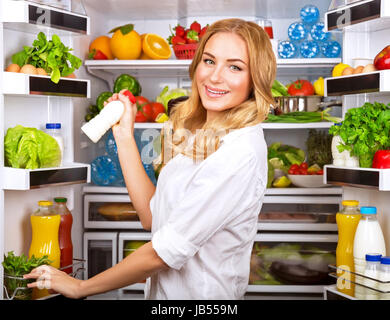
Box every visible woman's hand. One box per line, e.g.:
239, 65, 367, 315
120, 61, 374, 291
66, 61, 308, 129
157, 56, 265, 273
104, 89, 137, 143
23, 265, 84, 299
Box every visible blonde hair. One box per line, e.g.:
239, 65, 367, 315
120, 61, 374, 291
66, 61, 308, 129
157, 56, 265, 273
163, 18, 276, 163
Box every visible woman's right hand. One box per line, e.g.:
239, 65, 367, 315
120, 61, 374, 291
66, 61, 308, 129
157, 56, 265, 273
104, 89, 137, 143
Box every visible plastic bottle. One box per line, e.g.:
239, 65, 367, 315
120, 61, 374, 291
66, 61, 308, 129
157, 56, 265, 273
81, 100, 125, 143
363, 254, 382, 300
321, 41, 342, 58
379, 257, 390, 300
300, 40, 320, 58
336, 200, 361, 297
278, 40, 298, 59
29, 200, 61, 299
45, 123, 64, 165
300, 5, 320, 25
353, 206, 386, 299
91, 155, 122, 186
54, 197, 73, 274
310, 22, 331, 42
287, 22, 308, 41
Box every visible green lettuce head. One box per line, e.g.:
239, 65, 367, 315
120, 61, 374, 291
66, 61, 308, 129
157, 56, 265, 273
4, 125, 61, 170
156, 86, 189, 111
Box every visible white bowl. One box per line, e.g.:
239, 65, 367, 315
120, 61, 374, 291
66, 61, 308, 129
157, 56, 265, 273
287, 174, 327, 188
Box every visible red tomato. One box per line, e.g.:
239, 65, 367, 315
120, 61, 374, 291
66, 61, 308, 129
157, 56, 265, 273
299, 168, 308, 175
149, 102, 166, 121
287, 80, 315, 96
300, 162, 308, 169
135, 110, 147, 122
288, 168, 296, 175
135, 96, 149, 106
316, 169, 324, 175
290, 164, 299, 171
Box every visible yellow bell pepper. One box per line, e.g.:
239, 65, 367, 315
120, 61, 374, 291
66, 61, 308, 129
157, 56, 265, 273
313, 77, 325, 96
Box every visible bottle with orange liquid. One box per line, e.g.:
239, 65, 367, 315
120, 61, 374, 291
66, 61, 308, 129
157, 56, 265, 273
336, 200, 361, 297
29, 200, 61, 299
54, 197, 73, 274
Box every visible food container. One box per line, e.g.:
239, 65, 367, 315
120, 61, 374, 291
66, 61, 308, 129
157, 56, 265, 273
274, 96, 342, 113
97, 203, 138, 221
287, 174, 327, 188
3, 274, 33, 300
173, 43, 198, 59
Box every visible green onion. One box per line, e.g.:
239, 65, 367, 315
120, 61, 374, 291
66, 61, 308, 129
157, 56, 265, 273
265, 108, 341, 123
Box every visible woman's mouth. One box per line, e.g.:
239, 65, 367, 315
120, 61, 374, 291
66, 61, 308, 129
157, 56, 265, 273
205, 85, 229, 98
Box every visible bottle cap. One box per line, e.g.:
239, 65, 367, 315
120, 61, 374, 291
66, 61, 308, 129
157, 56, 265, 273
334, 122, 342, 126
360, 206, 377, 214
54, 197, 67, 203
341, 200, 359, 207
46, 123, 61, 129
381, 257, 390, 265
38, 200, 53, 206
366, 254, 382, 262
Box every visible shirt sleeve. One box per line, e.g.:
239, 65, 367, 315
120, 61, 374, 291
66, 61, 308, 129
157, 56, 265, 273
152, 145, 265, 270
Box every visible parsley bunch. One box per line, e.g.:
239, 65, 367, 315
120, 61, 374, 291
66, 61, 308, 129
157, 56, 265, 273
12, 32, 82, 83
329, 102, 390, 167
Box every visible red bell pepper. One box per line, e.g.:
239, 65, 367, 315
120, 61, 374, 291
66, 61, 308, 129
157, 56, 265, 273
374, 46, 390, 71
372, 150, 390, 169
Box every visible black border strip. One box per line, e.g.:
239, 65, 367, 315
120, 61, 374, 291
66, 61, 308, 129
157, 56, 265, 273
326, 73, 380, 96
29, 77, 88, 97
30, 167, 88, 188
327, 167, 379, 189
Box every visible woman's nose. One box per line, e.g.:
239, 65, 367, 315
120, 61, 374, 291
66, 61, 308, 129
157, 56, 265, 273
209, 65, 224, 83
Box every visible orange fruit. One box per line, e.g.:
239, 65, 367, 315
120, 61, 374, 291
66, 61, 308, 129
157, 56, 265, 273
142, 33, 171, 60
89, 36, 114, 60
110, 24, 141, 60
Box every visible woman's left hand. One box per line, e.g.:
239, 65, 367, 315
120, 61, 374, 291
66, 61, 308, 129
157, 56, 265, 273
23, 265, 84, 299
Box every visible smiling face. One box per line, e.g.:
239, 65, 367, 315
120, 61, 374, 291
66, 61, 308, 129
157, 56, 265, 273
195, 32, 252, 121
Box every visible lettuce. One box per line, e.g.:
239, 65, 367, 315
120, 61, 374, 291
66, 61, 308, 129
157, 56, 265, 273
4, 125, 61, 169
156, 86, 189, 111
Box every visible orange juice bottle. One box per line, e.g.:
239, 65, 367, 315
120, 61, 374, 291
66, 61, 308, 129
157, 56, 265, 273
336, 200, 361, 297
29, 201, 61, 299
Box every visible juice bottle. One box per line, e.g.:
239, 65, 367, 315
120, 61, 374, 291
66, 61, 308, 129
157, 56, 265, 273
336, 200, 361, 297
54, 197, 73, 274
29, 201, 61, 299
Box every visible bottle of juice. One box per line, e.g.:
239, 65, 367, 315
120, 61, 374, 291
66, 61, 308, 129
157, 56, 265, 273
336, 200, 361, 297
29, 201, 61, 299
54, 197, 73, 274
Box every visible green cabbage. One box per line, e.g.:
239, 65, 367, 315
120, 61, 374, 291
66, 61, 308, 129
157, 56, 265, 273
4, 125, 61, 170
156, 86, 189, 111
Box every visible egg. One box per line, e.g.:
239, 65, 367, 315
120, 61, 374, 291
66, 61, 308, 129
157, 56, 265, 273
342, 67, 355, 76
36, 68, 48, 76
6, 63, 21, 73
353, 65, 364, 74
20, 64, 37, 75
66, 73, 76, 78
362, 64, 377, 73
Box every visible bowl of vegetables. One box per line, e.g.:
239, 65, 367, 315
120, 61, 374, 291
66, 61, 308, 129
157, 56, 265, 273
287, 163, 326, 188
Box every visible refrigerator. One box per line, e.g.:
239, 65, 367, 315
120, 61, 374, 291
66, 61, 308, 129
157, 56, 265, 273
1, 0, 385, 300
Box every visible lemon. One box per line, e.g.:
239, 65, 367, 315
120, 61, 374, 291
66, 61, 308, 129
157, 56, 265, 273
142, 33, 172, 60
313, 77, 324, 96
272, 176, 292, 188
109, 24, 142, 60
155, 113, 169, 123
308, 164, 321, 173
332, 63, 350, 77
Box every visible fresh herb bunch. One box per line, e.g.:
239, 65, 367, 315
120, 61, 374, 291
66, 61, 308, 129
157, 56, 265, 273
306, 129, 332, 167
12, 32, 82, 83
329, 102, 390, 167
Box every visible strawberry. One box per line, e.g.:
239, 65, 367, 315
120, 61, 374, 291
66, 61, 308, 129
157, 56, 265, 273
171, 35, 186, 45
174, 25, 185, 37
88, 49, 107, 60
190, 21, 201, 33
186, 29, 199, 44
199, 25, 208, 39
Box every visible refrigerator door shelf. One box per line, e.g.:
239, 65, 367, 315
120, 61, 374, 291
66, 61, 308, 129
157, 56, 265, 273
324, 165, 390, 191
1, 0, 90, 35
325, 70, 390, 96
0, 162, 90, 190
325, 0, 389, 33
3, 72, 91, 98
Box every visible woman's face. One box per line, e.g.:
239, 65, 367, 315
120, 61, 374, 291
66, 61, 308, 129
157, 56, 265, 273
195, 32, 252, 121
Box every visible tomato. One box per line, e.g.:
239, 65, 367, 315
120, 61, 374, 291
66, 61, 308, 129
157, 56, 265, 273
290, 164, 299, 171
288, 168, 296, 175
299, 168, 308, 175
287, 80, 315, 96
135, 96, 149, 106
135, 110, 148, 122
316, 169, 324, 175
149, 102, 166, 121
300, 162, 308, 170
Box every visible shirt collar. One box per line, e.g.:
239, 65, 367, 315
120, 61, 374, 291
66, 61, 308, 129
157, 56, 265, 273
220, 123, 263, 145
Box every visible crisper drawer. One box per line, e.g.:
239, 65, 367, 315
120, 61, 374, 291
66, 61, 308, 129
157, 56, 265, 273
83, 232, 117, 280
248, 233, 337, 295
84, 194, 144, 229
258, 195, 340, 232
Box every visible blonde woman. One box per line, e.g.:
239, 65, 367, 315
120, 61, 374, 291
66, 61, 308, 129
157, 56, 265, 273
24, 18, 276, 300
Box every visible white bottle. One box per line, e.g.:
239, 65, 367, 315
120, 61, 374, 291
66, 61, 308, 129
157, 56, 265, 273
353, 207, 386, 299
46, 123, 64, 166
363, 253, 382, 300
331, 131, 359, 167
379, 257, 390, 300
81, 100, 124, 143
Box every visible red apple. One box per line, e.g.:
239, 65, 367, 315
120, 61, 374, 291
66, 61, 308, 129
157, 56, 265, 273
374, 45, 390, 70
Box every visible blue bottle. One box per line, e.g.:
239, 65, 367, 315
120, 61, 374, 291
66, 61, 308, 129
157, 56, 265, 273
321, 41, 342, 58
91, 155, 122, 186
143, 163, 157, 186
310, 22, 330, 42
300, 40, 320, 58
278, 40, 298, 59
287, 22, 308, 41
105, 129, 118, 159
300, 5, 320, 25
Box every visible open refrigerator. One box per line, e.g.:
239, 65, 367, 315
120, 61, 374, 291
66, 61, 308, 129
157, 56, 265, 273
1, 0, 385, 301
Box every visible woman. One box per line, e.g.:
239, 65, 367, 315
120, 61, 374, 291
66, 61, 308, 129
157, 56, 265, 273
24, 18, 276, 300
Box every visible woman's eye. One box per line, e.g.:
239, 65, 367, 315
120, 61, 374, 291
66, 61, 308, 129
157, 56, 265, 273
203, 58, 214, 65
230, 65, 242, 71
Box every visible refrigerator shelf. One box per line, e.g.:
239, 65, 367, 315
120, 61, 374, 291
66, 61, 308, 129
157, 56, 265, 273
325, 70, 390, 96
0, 162, 90, 190
1, 0, 90, 35
3, 72, 91, 98
325, 0, 389, 33
324, 165, 390, 191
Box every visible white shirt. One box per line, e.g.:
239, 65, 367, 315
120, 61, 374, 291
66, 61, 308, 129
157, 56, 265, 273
145, 123, 268, 300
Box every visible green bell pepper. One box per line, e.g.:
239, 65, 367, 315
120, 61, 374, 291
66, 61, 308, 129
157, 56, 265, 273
113, 74, 141, 96
96, 91, 113, 111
